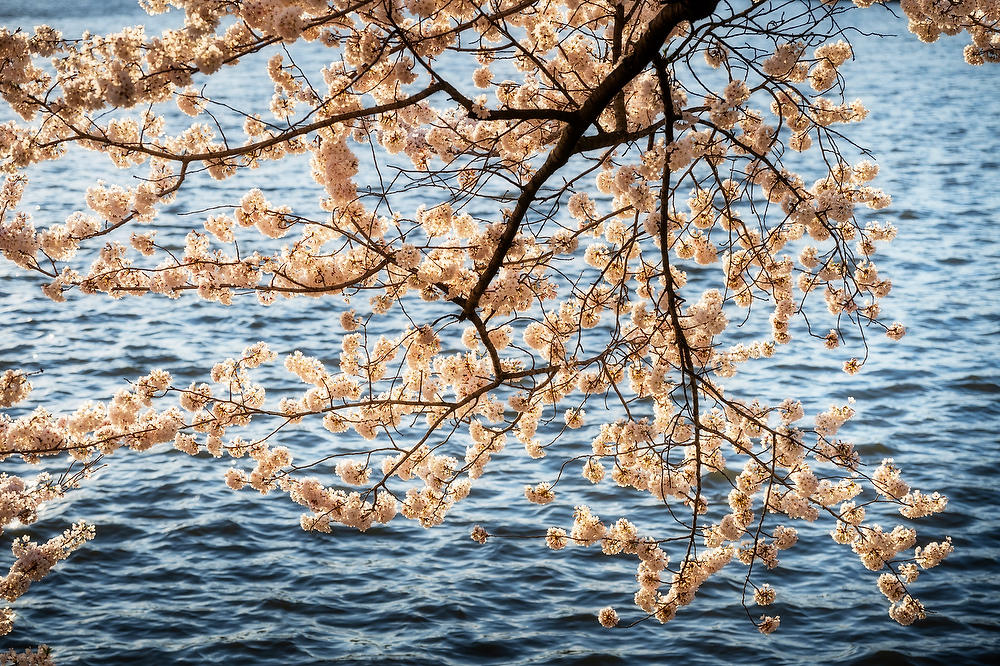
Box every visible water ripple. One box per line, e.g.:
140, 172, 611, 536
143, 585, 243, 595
1, 5, 999, 666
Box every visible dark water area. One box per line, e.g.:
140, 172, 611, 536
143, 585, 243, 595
1, 3, 999, 664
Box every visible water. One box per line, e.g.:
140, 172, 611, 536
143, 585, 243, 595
1, 3, 999, 664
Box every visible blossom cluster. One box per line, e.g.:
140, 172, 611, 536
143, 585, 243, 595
0, 0, 985, 644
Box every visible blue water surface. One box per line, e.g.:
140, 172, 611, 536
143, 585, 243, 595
0, 2, 998, 664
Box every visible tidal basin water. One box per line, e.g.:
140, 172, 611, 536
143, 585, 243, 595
1, 2, 998, 664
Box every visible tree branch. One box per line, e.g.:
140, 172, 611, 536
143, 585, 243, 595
460, 0, 720, 319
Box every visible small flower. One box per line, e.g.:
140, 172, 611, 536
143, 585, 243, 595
546, 527, 568, 550
582, 458, 605, 484
340, 309, 359, 331
598, 606, 619, 628
470, 525, 488, 544
525, 482, 555, 504
224, 468, 247, 490
878, 573, 906, 603
886, 322, 906, 340
471, 103, 490, 120
758, 614, 780, 634
754, 584, 776, 606
564, 407, 585, 429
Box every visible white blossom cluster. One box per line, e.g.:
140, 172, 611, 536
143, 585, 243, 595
0, 0, 987, 643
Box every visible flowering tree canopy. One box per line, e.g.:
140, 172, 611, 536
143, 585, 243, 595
1, 0, 996, 644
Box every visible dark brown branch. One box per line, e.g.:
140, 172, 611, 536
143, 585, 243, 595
460, 0, 720, 320
40, 83, 446, 164
612, 1, 627, 134
654, 53, 704, 566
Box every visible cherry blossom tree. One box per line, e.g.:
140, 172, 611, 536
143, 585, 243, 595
1, 0, 995, 645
